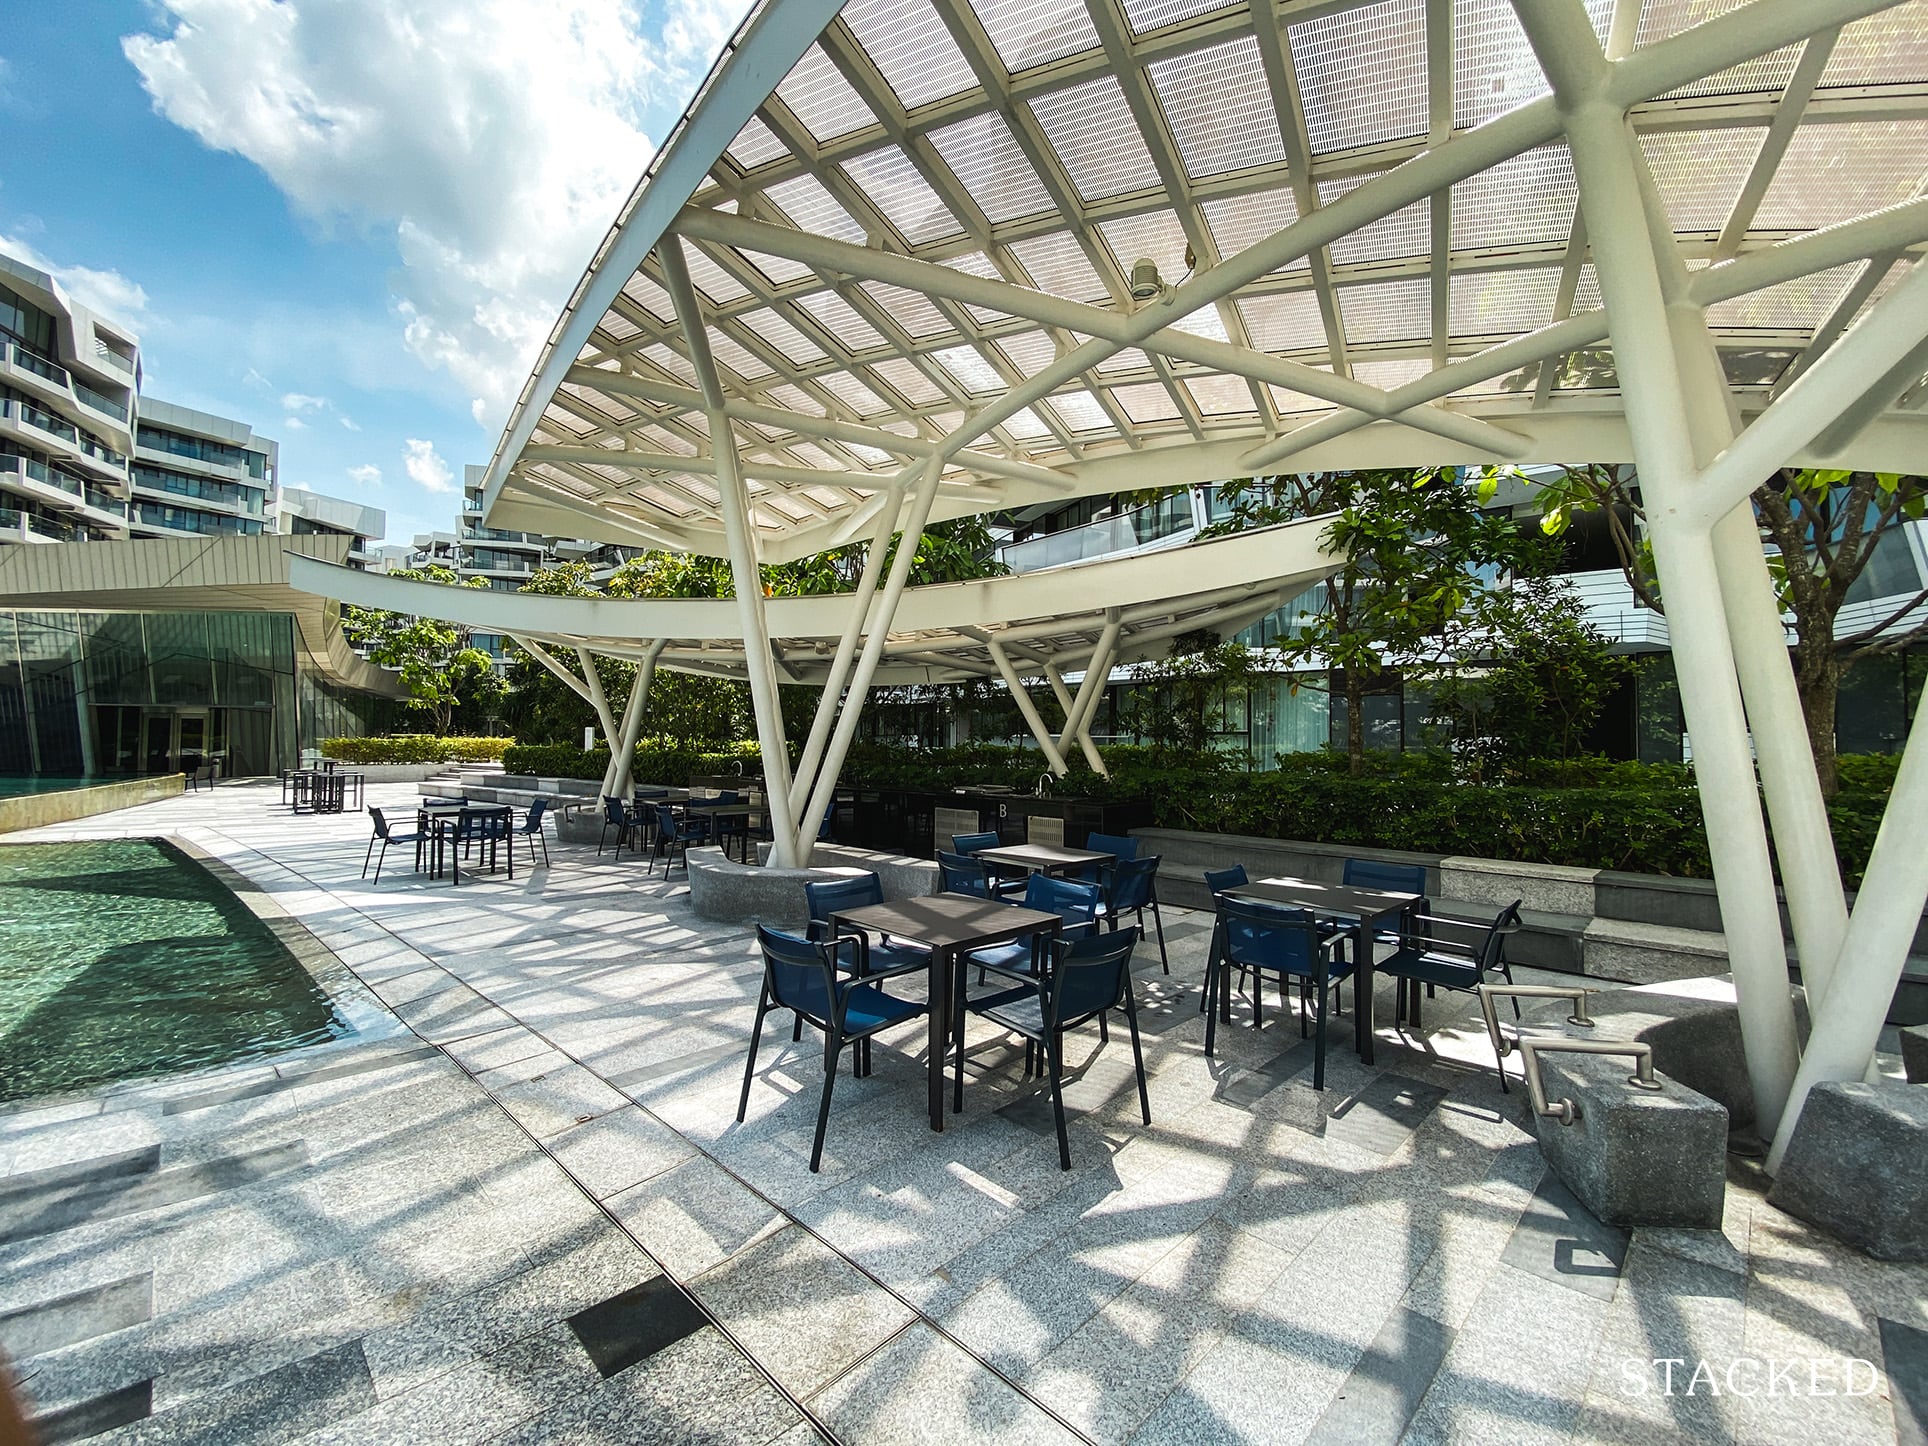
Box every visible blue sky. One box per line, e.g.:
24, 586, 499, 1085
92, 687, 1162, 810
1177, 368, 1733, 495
0, 0, 748, 543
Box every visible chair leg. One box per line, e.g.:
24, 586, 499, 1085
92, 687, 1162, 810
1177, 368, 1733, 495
810, 1035, 840, 1174
738, 989, 770, 1121
1312, 977, 1329, 1091
1149, 900, 1169, 974
792, 1012, 804, 1043
1203, 953, 1220, 1055
1123, 988, 1150, 1125
1098, 1011, 1109, 1044
1046, 1031, 1072, 1171
362, 835, 376, 879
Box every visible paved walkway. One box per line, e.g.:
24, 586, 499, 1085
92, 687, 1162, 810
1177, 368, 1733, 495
0, 781, 1922, 1445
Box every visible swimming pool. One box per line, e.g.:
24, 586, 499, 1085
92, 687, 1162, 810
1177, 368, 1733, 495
0, 839, 350, 1103
0, 777, 109, 798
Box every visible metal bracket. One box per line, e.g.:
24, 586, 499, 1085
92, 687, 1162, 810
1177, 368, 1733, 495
1516, 1038, 1665, 1126
1475, 982, 1595, 1094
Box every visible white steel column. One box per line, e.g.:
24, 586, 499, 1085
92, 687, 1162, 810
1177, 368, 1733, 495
793, 460, 944, 863
787, 499, 900, 820
1625, 141, 1855, 1014
610, 639, 667, 797
1768, 699, 1928, 1168
1515, 0, 1802, 1133
1057, 612, 1121, 777
660, 236, 801, 864
574, 647, 626, 798
984, 638, 1072, 776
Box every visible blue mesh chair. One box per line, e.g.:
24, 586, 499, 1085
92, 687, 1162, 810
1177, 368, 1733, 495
958, 928, 1149, 1170
1380, 901, 1524, 1062
1099, 854, 1168, 973
1071, 831, 1138, 884
712, 789, 749, 861
1199, 864, 1251, 1011
1341, 857, 1429, 1016
738, 926, 927, 1172
1204, 897, 1354, 1089
513, 797, 551, 868
650, 803, 710, 877
937, 850, 993, 898
453, 807, 507, 880
966, 873, 1101, 981
598, 796, 634, 857
802, 873, 928, 982
953, 831, 1020, 896
362, 807, 420, 881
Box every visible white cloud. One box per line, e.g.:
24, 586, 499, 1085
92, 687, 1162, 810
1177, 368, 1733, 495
402, 437, 454, 493
123, 0, 751, 433
339, 415, 360, 431
281, 391, 327, 413
281, 414, 307, 430
347, 462, 381, 487
0, 231, 152, 331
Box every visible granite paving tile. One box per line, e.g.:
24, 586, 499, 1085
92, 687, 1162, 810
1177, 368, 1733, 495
485, 1063, 630, 1138
603, 1154, 786, 1279
488, 1326, 803, 1446
689, 1224, 915, 1398
546, 1105, 697, 1199
811, 1320, 1081, 1446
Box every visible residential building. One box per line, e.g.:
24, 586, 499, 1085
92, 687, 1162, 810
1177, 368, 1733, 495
0, 251, 138, 544
984, 473, 1928, 766
271, 486, 384, 569
128, 397, 275, 541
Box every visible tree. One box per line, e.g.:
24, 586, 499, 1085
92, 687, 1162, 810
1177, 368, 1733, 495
1121, 632, 1268, 755
1209, 468, 1548, 773
342, 565, 505, 735
1507, 463, 1928, 794
1426, 576, 1632, 777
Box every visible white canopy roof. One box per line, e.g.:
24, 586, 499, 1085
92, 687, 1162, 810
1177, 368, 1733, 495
480, 0, 1928, 562
291, 517, 1332, 684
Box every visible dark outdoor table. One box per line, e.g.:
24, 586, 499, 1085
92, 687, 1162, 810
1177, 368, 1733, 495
831, 894, 1062, 1131
685, 802, 755, 861
417, 801, 514, 884
973, 843, 1111, 878
1216, 876, 1422, 1065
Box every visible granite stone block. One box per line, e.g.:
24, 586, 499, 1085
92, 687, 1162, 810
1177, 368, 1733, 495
1902, 1023, 1928, 1084
1531, 1051, 1728, 1229
1769, 1080, 1928, 1261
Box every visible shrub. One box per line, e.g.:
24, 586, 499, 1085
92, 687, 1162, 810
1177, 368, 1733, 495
321, 736, 513, 764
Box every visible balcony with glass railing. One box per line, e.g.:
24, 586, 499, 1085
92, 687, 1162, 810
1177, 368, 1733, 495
996, 491, 1197, 573
0, 450, 124, 517
0, 399, 127, 471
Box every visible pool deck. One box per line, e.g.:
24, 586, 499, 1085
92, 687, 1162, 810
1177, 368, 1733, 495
0, 781, 1922, 1445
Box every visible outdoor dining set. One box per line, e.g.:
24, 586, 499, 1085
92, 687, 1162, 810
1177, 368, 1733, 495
741, 831, 1526, 1175
359, 797, 551, 885
597, 785, 770, 871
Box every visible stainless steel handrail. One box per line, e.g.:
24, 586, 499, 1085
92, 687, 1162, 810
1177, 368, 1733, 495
1475, 981, 1595, 1093
1515, 1038, 1664, 1126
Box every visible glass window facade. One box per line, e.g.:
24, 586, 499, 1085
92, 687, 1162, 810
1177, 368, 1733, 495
132, 502, 264, 537
134, 424, 267, 477
131, 464, 266, 515
0, 610, 389, 779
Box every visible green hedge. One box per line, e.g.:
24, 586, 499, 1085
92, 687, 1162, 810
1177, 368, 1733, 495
498, 735, 1891, 884
500, 738, 762, 782
321, 735, 514, 764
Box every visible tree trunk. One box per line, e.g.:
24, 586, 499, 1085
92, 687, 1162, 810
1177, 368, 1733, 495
1345, 670, 1366, 775
1800, 655, 1841, 799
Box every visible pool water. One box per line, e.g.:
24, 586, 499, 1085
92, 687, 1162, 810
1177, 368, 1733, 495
0, 777, 108, 798
0, 839, 348, 1104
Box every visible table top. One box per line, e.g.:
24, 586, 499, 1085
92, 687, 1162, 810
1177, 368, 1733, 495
833, 894, 1063, 952
418, 799, 512, 815
974, 843, 1111, 872
1224, 876, 1420, 919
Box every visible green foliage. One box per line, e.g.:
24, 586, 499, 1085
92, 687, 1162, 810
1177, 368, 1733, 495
342, 564, 506, 734
1210, 468, 1550, 772
501, 738, 763, 782
1426, 577, 1633, 776
320, 736, 513, 764
1120, 634, 1271, 754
